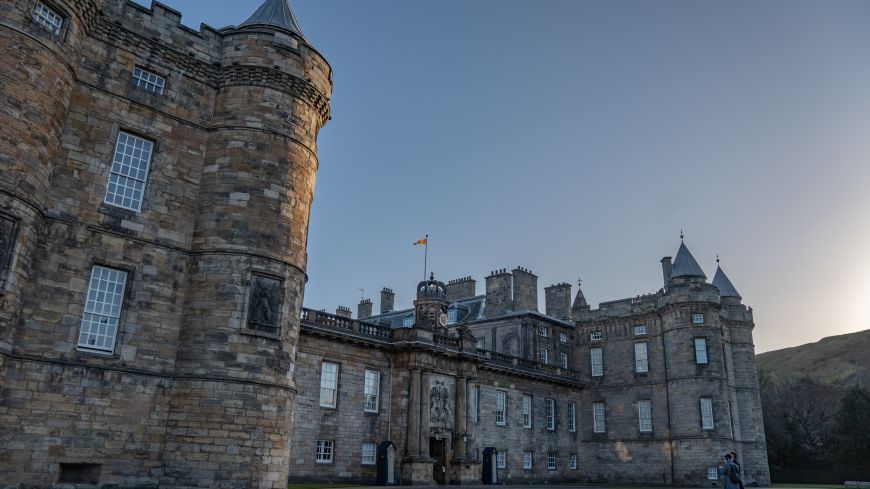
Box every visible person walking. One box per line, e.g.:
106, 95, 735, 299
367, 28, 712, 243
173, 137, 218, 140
719, 453, 741, 489
730, 451, 746, 489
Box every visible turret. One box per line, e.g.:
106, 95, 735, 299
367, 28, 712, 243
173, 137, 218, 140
413, 273, 448, 329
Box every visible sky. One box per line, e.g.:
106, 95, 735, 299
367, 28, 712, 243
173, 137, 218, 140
135, 0, 870, 353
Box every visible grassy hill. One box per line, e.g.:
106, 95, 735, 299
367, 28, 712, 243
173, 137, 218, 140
757, 329, 870, 387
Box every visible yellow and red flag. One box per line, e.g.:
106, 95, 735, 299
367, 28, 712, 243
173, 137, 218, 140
413, 237, 427, 245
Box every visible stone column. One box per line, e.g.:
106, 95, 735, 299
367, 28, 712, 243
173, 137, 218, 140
407, 369, 421, 458
420, 371, 431, 459
454, 376, 468, 459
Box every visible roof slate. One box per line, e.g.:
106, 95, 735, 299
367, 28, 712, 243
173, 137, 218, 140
240, 0, 307, 40
671, 242, 707, 279
712, 266, 741, 298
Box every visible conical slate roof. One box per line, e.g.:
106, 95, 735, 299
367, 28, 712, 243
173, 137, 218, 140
712, 266, 741, 298
240, 0, 307, 40
671, 242, 707, 280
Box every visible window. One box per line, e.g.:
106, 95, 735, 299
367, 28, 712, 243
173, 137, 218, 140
560, 352, 568, 369
522, 395, 532, 428
592, 402, 606, 433
634, 342, 649, 373
319, 362, 338, 408
402, 315, 414, 327
692, 313, 705, 324
569, 453, 577, 470
559, 331, 568, 343
547, 452, 556, 470
694, 338, 709, 364
545, 399, 555, 430
495, 390, 507, 426
538, 347, 549, 364
472, 385, 480, 423
523, 451, 533, 469
708, 467, 719, 480
361, 443, 376, 465
447, 308, 457, 324
590, 330, 603, 341
316, 440, 334, 464
33, 1, 63, 35
638, 400, 653, 432
633, 324, 647, 336
700, 397, 714, 430
77, 265, 127, 353
104, 131, 153, 211
590, 347, 603, 377
538, 326, 549, 337
363, 369, 380, 413
567, 402, 576, 432
132, 67, 165, 94
496, 451, 506, 469
475, 338, 485, 350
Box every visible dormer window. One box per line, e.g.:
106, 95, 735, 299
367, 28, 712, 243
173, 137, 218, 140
132, 67, 166, 95
33, 2, 63, 35
590, 331, 603, 342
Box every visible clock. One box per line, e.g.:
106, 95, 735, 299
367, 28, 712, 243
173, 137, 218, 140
438, 313, 449, 327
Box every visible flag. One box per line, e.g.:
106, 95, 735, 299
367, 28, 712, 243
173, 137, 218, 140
414, 237, 427, 245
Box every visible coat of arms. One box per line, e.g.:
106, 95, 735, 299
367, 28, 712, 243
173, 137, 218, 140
430, 380, 450, 424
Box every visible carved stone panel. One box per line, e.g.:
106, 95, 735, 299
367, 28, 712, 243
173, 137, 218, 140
247, 273, 284, 334
430, 379, 451, 426
0, 214, 18, 289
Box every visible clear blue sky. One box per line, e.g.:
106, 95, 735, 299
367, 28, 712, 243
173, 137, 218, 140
136, 0, 870, 353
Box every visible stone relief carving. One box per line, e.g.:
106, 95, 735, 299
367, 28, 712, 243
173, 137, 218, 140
430, 380, 450, 424
247, 274, 284, 334
0, 214, 18, 289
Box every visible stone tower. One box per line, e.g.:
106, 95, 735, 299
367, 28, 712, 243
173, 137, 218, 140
0, 0, 332, 486
413, 273, 449, 329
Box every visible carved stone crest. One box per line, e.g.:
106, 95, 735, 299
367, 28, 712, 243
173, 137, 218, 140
430, 380, 450, 424
247, 274, 284, 334
0, 214, 18, 289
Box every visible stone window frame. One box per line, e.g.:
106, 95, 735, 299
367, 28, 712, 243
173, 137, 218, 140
496, 450, 506, 469
634, 342, 649, 373
590, 330, 603, 341
633, 324, 648, 336
559, 331, 568, 343
590, 347, 604, 377
75, 262, 134, 357
521, 394, 533, 429
315, 440, 334, 464
103, 129, 155, 213
522, 450, 533, 470
361, 442, 376, 465
694, 337, 709, 364
546, 451, 557, 471
567, 401, 576, 432
538, 347, 549, 365
700, 397, 715, 430
495, 389, 507, 426
637, 399, 653, 433
319, 361, 340, 409
692, 313, 705, 324
559, 352, 569, 369
545, 398, 556, 431
32, 0, 66, 37
131, 66, 166, 95
538, 326, 549, 338
592, 402, 606, 433
0, 212, 20, 293
363, 369, 380, 413
569, 453, 578, 470
472, 384, 481, 424
707, 467, 719, 480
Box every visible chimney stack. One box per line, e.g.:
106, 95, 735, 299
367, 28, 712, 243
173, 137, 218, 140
660, 257, 673, 287
446, 276, 477, 302
335, 306, 352, 318
357, 298, 373, 320
512, 266, 538, 312
380, 287, 395, 314
484, 269, 512, 318
544, 282, 572, 320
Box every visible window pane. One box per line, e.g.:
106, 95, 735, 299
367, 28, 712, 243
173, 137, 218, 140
361, 443, 376, 465
495, 390, 506, 425
593, 402, 606, 433
33, 1, 63, 35
638, 400, 653, 432
105, 132, 153, 211
522, 395, 532, 428
635, 342, 649, 373
132, 67, 166, 94
700, 398, 714, 429
591, 347, 603, 377
320, 362, 338, 407
695, 338, 709, 364
78, 266, 127, 353
364, 369, 379, 412
568, 402, 576, 432
546, 399, 555, 430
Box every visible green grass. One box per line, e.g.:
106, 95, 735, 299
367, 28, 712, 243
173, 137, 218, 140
770, 484, 845, 489
287, 484, 359, 489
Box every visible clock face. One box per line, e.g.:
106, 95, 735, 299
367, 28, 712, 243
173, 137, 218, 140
438, 313, 449, 327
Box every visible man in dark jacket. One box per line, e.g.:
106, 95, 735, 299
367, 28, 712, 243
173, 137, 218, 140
719, 453, 741, 489
731, 451, 745, 489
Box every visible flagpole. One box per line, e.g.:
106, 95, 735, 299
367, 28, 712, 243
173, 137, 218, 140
423, 234, 429, 281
